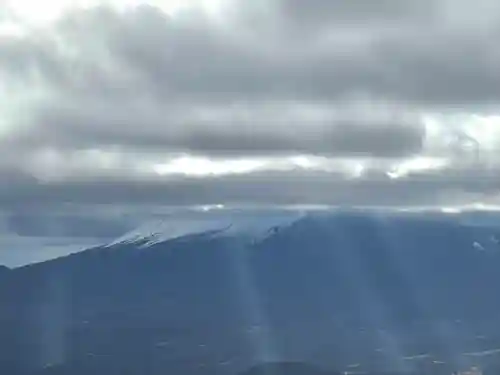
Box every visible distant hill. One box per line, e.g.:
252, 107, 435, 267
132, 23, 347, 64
1, 210, 500, 374
238, 361, 338, 375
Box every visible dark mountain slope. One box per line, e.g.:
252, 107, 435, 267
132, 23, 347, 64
1, 210, 500, 374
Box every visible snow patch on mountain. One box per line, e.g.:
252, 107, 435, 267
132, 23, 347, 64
105, 210, 304, 249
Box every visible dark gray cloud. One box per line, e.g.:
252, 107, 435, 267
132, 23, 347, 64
273, 0, 437, 33
0, 203, 143, 266
5, 211, 130, 238
180, 120, 424, 157
0, 166, 497, 208
35, 99, 424, 157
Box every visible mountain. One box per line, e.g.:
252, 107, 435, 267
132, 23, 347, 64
2, 209, 500, 374
238, 361, 339, 375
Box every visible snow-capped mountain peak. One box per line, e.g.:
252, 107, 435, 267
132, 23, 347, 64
105, 210, 304, 248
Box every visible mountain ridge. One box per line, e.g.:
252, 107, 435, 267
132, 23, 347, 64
104, 210, 304, 249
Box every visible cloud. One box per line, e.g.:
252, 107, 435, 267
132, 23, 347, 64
0, 0, 500, 208
32, 99, 424, 157
17, 1, 495, 106
0, 204, 144, 266
272, 0, 437, 32
0, 2, 429, 159
0, 161, 498, 209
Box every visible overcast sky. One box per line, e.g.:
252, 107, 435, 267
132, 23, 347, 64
2, 0, 500, 264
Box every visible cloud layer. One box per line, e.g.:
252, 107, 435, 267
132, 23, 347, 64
1, 0, 500, 208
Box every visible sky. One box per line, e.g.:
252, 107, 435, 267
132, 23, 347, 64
2, 0, 500, 265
